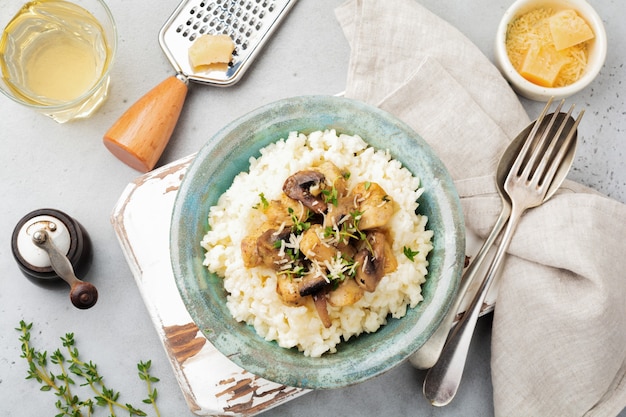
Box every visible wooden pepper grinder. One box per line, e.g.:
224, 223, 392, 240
11, 209, 98, 309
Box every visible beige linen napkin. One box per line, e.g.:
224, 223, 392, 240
335, 1, 626, 416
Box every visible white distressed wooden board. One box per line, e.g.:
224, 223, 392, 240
110, 155, 308, 416
109, 153, 497, 416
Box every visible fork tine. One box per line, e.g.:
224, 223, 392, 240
539, 108, 584, 190
520, 99, 565, 182
509, 97, 553, 176
533, 104, 575, 185
509, 97, 554, 179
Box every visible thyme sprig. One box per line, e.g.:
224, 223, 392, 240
252, 193, 269, 210
16, 320, 161, 417
324, 210, 366, 244
287, 207, 311, 233
321, 186, 338, 206
403, 246, 420, 262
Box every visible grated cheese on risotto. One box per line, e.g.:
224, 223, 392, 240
201, 130, 433, 357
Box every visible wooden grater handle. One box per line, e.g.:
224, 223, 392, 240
103, 75, 188, 172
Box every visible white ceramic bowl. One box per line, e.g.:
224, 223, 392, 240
494, 0, 607, 101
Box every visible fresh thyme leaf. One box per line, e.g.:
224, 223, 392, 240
292, 265, 306, 277
16, 321, 162, 417
403, 246, 419, 262
252, 192, 269, 210
350, 209, 363, 223
321, 186, 338, 206
288, 207, 311, 233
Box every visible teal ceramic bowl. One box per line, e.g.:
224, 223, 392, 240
171, 95, 465, 389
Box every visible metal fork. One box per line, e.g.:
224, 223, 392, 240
422, 99, 584, 406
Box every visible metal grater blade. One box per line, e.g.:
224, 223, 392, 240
159, 0, 296, 86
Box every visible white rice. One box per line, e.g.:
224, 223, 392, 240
201, 130, 433, 357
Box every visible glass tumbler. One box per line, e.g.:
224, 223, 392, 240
0, 0, 117, 123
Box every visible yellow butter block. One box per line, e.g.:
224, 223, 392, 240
520, 43, 567, 87
549, 9, 594, 51
188, 34, 235, 68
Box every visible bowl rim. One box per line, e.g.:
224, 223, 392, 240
494, 0, 607, 101
170, 95, 465, 389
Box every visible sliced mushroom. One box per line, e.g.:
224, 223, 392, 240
312, 292, 332, 328
255, 228, 292, 269
380, 231, 398, 274
298, 271, 329, 297
354, 230, 389, 292
335, 239, 357, 260
283, 170, 328, 214
352, 182, 394, 230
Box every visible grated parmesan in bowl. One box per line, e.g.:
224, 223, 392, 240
494, 0, 607, 101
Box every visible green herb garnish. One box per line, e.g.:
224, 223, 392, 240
288, 207, 311, 233
403, 246, 419, 262
321, 186, 338, 206
252, 193, 269, 210
16, 320, 161, 417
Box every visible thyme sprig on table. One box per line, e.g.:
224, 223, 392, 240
16, 320, 161, 417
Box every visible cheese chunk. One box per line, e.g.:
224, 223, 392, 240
549, 9, 594, 51
520, 43, 567, 87
188, 34, 235, 68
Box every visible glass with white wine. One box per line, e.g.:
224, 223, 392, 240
0, 0, 117, 123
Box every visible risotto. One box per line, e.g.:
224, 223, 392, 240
201, 130, 433, 357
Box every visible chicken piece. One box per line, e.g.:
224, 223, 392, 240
327, 278, 364, 307
264, 194, 309, 228
299, 224, 338, 264
241, 234, 263, 268
352, 182, 394, 230
276, 274, 306, 306
316, 161, 348, 197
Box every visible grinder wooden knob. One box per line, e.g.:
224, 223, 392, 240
103, 75, 188, 172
